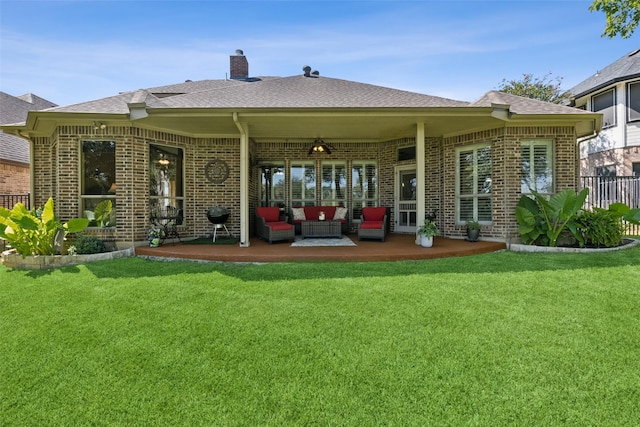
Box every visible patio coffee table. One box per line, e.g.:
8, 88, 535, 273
301, 220, 342, 239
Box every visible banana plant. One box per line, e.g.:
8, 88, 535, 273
516, 188, 589, 247
0, 197, 89, 257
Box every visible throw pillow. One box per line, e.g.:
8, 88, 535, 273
292, 207, 306, 221
333, 207, 348, 220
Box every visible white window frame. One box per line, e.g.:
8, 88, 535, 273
320, 161, 347, 206
290, 161, 316, 206
456, 144, 492, 224
351, 160, 378, 221
628, 81, 640, 123
149, 143, 185, 222
80, 139, 117, 227
592, 88, 616, 129
521, 139, 554, 196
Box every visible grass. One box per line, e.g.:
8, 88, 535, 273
1, 246, 640, 426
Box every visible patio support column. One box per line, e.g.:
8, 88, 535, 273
416, 121, 426, 226
234, 113, 250, 247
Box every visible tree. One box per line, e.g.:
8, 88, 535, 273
497, 72, 570, 104
590, 0, 640, 38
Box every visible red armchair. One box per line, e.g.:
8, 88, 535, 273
256, 207, 295, 244
357, 207, 387, 242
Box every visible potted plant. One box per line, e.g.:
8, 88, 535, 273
465, 220, 481, 242
417, 219, 440, 248
147, 226, 162, 247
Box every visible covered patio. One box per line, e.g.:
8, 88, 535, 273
134, 234, 506, 263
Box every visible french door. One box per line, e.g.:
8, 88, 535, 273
395, 167, 417, 233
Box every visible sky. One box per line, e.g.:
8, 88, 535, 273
1, 0, 638, 107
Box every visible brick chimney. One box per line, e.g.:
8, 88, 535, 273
230, 49, 248, 80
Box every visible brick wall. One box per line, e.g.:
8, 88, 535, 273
0, 160, 29, 194
30, 124, 580, 247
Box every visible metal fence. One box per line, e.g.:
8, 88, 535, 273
580, 176, 640, 236
0, 193, 31, 210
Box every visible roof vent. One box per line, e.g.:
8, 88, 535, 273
303, 65, 319, 78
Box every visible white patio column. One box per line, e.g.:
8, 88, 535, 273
234, 113, 250, 247
416, 121, 426, 227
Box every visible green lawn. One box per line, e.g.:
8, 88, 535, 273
1, 247, 639, 426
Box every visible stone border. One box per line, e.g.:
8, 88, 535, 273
1, 248, 135, 270
508, 238, 639, 253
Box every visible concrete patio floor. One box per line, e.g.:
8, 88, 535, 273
135, 233, 506, 263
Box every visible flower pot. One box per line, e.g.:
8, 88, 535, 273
149, 237, 161, 247
420, 235, 433, 248
466, 228, 480, 242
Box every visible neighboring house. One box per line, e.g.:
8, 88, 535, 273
0, 92, 57, 196
0, 50, 600, 248
568, 48, 640, 177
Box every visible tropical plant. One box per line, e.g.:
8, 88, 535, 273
417, 219, 440, 237
0, 197, 89, 257
85, 199, 114, 227
94, 199, 113, 227
515, 188, 589, 247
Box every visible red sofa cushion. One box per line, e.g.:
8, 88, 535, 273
360, 221, 384, 229
256, 207, 280, 222
362, 207, 386, 222
268, 221, 293, 231
292, 206, 344, 224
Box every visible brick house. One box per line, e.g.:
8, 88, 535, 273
0, 50, 601, 248
568, 48, 640, 176
0, 92, 57, 198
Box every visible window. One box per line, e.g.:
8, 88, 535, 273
260, 165, 285, 207
457, 145, 492, 223
595, 165, 616, 177
592, 88, 616, 128
628, 81, 640, 122
521, 140, 554, 195
81, 140, 116, 226
290, 162, 316, 206
149, 144, 184, 222
321, 161, 347, 206
398, 146, 416, 161
633, 162, 640, 177
351, 161, 378, 220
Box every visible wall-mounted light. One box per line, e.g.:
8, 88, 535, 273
93, 121, 106, 130
308, 139, 332, 155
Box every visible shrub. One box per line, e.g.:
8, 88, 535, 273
70, 233, 107, 254
576, 208, 625, 248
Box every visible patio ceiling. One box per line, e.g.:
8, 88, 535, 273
135, 107, 504, 141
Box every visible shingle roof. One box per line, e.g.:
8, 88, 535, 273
45, 74, 469, 114
0, 92, 57, 164
1, 91, 57, 124
160, 75, 470, 108
569, 48, 640, 99
470, 91, 592, 115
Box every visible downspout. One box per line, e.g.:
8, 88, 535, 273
233, 112, 250, 247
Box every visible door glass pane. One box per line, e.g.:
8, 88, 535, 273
400, 171, 416, 201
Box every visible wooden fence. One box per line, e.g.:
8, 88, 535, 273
580, 176, 640, 236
